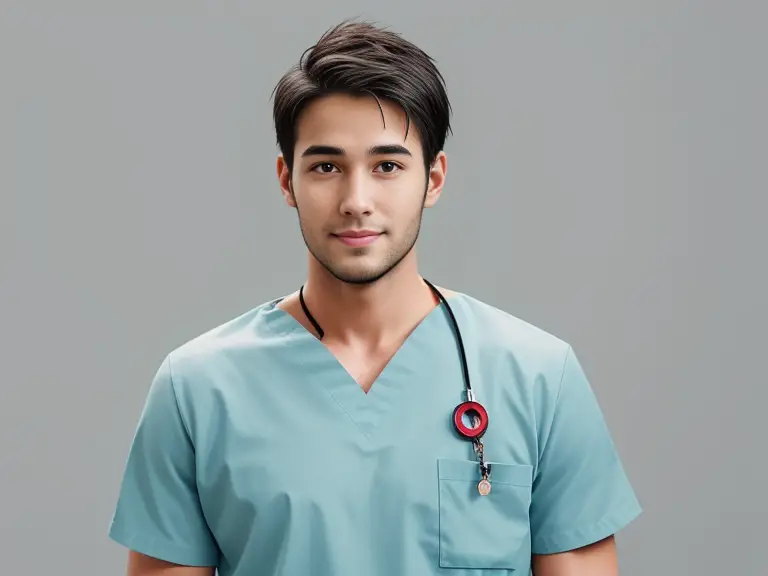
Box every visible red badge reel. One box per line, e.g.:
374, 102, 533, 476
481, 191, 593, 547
452, 400, 489, 440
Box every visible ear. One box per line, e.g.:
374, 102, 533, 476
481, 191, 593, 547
423, 151, 447, 208
276, 155, 297, 208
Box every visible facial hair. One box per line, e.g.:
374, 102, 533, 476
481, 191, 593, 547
293, 183, 428, 286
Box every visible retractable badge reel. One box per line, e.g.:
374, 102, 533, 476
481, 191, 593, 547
453, 390, 492, 496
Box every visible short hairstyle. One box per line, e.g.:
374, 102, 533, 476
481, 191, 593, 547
271, 20, 452, 174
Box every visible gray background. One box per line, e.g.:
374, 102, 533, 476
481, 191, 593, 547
2, 1, 766, 575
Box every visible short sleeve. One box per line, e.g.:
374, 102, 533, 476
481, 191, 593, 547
530, 346, 642, 554
108, 355, 219, 566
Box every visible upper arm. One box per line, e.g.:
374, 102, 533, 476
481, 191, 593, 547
532, 535, 618, 575
529, 346, 642, 556
109, 355, 220, 568
128, 551, 215, 576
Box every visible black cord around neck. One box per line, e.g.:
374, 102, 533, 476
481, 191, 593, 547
422, 279, 473, 394
297, 280, 472, 393
298, 285, 324, 339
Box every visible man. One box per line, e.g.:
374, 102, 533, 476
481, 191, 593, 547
109, 20, 641, 576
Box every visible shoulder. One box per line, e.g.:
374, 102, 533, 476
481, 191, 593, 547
451, 292, 572, 378
162, 297, 284, 387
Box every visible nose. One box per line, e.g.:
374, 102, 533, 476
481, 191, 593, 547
338, 172, 373, 217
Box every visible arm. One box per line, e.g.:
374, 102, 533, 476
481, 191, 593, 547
528, 346, 641, 572
127, 551, 215, 576
109, 356, 220, 570
532, 536, 618, 576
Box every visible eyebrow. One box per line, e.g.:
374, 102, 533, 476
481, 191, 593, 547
300, 144, 412, 158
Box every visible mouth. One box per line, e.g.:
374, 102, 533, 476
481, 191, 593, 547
332, 229, 382, 247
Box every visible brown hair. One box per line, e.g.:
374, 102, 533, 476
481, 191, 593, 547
271, 20, 452, 174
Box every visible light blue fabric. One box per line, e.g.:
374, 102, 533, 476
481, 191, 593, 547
109, 292, 641, 575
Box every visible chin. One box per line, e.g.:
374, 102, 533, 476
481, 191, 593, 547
329, 267, 386, 285
320, 259, 392, 285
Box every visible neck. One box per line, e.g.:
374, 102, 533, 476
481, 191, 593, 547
300, 252, 438, 347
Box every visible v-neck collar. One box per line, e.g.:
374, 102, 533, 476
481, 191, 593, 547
261, 292, 466, 440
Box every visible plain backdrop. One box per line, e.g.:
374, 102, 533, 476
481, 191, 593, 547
2, 2, 766, 575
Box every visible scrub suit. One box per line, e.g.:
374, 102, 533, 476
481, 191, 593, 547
108, 292, 642, 575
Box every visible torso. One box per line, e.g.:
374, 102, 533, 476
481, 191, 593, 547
166, 292, 569, 576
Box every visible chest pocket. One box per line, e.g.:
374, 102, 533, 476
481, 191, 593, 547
437, 458, 533, 571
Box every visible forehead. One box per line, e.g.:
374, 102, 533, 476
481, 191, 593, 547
294, 93, 423, 157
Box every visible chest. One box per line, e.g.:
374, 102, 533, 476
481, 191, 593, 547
195, 349, 533, 493
184, 341, 540, 573
194, 352, 484, 512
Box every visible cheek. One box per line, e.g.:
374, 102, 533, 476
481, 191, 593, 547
295, 193, 333, 229
399, 184, 429, 216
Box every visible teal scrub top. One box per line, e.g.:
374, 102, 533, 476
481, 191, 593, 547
109, 292, 642, 575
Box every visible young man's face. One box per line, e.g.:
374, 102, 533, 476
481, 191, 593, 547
277, 93, 447, 285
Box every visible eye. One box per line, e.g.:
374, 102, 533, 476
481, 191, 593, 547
311, 162, 339, 174
375, 161, 401, 174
